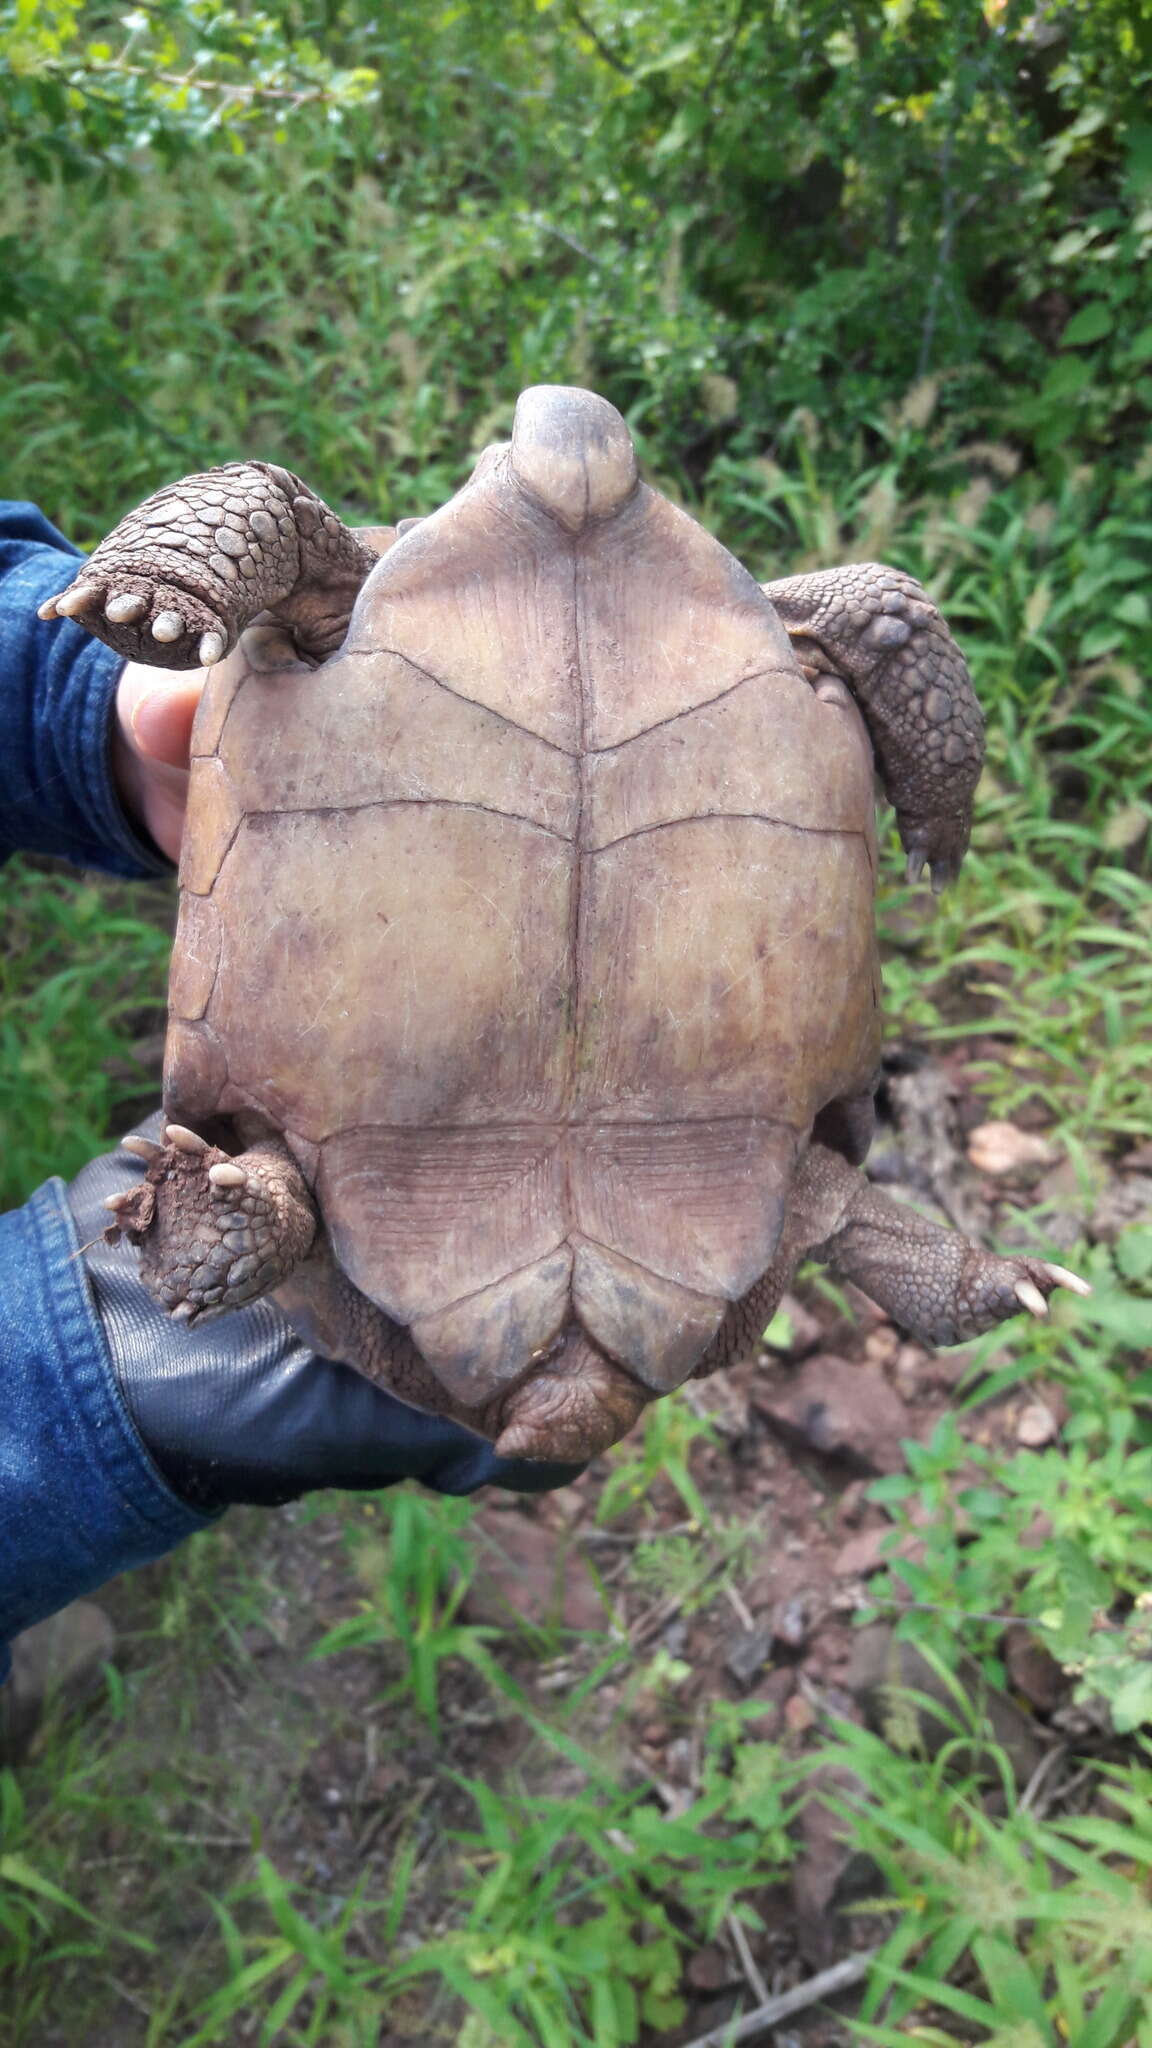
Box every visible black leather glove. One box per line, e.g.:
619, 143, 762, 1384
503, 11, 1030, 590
68, 1118, 582, 1513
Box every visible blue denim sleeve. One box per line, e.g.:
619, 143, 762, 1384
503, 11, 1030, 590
0, 1179, 217, 1680
0, 501, 169, 877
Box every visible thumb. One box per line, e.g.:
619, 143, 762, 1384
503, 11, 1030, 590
118, 662, 204, 771
113, 661, 207, 863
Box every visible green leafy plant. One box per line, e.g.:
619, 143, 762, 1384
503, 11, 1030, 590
862, 1226, 1152, 1728
0, 858, 171, 1206
351, 1727, 797, 2048
0, 1767, 156, 1976
596, 1397, 717, 1527
823, 1717, 1152, 2046
310, 1492, 507, 1731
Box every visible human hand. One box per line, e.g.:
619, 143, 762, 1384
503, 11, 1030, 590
68, 1119, 580, 1511
112, 660, 206, 863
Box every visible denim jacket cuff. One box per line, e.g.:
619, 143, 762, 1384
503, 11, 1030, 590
0, 1178, 219, 1666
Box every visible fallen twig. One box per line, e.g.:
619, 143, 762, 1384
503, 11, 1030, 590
726, 1910, 770, 2007
679, 1948, 880, 2048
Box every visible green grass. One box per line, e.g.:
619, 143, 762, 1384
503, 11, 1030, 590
0, 859, 172, 1208
827, 1719, 1152, 2048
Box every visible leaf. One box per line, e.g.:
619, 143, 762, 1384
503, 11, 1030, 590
1076, 1291, 1152, 1347
1040, 354, 1093, 402
1104, 1664, 1152, 1734
1062, 300, 1113, 346
1114, 1226, 1152, 1284
970, 1934, 1052, 2033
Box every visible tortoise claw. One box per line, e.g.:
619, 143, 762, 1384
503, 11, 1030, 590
1044, 1262, 1092, 1297
120, 1133, 163, 1161
207, 1161, 248, 1188
106, 592, 149, 624
1014, 1278, 1049, 1318
164, 1123, 209, 1154
47, 582, 103, 619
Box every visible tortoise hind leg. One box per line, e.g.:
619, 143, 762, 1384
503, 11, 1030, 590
762, 563, 985, 889
696, 1139, 1090, 1384
104, 1125, 318, 1324
791, 1141, 1089, 1346
39, 462, 382, 670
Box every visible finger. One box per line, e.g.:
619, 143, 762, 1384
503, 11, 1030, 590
118, 661, 205, 771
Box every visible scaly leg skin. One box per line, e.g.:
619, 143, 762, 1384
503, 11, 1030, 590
762, 564, 985, 889
791, 1141, 1088, 1345
272, 1236, 470, 1426
104, 1125, 318, 1324
694, 1139, 1089, 1382
38, 462, 382, 669
491, 1330, 651, 1463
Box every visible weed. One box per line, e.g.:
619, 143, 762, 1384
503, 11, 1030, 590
392, 1717, 799, 2046
310, 1492, 506, 1733
861, 1226, 1152, 1729
822, 1717, 1152, 2046
629, 1520, 757, 1617
596, 1400, 718, 1529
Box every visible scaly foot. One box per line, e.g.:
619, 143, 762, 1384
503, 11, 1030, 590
39, 462, 379, 667
105, 1124, 318, 1323
791, 1141, 1090, 1347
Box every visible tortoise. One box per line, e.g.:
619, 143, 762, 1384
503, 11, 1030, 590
43, 385, 1087, 1464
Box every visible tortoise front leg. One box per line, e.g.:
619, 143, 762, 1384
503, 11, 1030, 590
762, 564, 985, 889
104, 1124, 318, 1323
39, 462, 382, 668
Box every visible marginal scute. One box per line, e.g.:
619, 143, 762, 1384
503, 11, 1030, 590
178, 756, 242, 895
188, 643, 249, 757
168, 891, 221, 1021
164, 1017, 228, 1127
